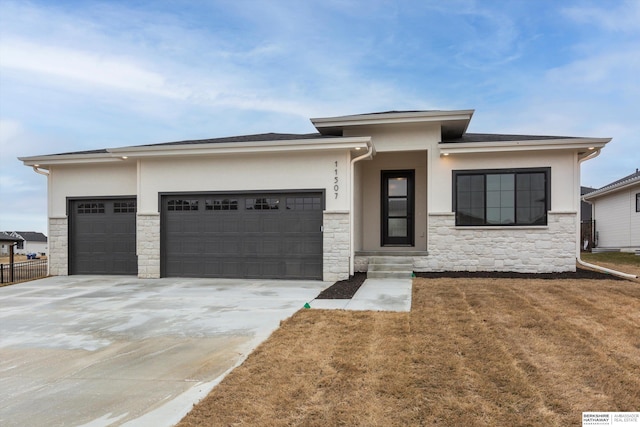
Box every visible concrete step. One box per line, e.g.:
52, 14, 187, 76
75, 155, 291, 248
368, 263, 414, 272
367, 256, 414, 279
368, 256, 413, 266
367, 270, 414, 279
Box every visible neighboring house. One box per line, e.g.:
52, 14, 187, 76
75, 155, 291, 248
19, 110, 610, 280
3, 232, 48, 256
582, 170, 640, 252
0, 232, 21, 257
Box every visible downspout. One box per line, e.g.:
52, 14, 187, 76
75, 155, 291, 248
576, 150, 638, 279
31, 165, 50, 276
349, 141, 374, 276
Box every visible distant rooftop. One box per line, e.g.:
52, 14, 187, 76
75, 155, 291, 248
583, 169, 640, 199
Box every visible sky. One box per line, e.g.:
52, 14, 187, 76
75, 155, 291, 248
1, 0, 639, 233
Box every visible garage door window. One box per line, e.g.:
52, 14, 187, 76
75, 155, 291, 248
167, 199, 199, 211
77, 202, 105, 214
206, 199, 238, 211
286, 197, 322, 210
114, 201, 136, 213
246, 198, 280, 210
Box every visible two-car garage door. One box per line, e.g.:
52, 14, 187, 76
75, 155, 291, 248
69, 192, 323, 279
161, 192, 323, 280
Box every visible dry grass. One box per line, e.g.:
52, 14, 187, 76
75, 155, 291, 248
0, 254, 47, 264
582, 252, 640, 279
178, 277, 640, 427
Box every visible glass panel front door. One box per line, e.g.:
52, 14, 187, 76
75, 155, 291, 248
382, 170, 414, 246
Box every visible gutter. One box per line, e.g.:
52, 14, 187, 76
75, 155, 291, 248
349, 141, 375, 276
575, 149, 638, 280
32, 166, 49, 176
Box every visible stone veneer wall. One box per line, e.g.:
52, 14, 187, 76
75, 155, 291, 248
419, 212, 577, 273
137, 213, 161, 278
323, 211, 350, 282
48, 217, 68, 276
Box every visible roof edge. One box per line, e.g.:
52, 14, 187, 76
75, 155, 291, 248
439, 137, 610, 154
20, 136, 373, 166
583, 174, 640, 200
311, 110, 475, 136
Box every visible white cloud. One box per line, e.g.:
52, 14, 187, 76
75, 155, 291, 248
0, 39, 188, 99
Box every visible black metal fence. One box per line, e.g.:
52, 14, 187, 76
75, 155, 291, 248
581, 219, 596, 251
0, 259, 48, 284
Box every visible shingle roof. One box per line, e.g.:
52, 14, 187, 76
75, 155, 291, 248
441, 133, 578, 143
13, 232, 47, 242
140, 132, 336, 148
41, 133, 338, 157
598, 170, 640, 190
582, 169, 640, 199
0, 232, 21, 243
53, 148, 109, 156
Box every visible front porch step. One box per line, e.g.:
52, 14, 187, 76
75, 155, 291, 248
368, 263, 412, 272
367, 271, 414, 279
367, 256, 414, 279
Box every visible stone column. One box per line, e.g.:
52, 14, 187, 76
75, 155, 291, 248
48, 217, 68, 276
323, 211, 350, 282
137, 213, 161, 278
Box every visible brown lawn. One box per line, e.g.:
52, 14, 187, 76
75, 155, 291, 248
581, 252, 640, 280
178, 277, 640, 426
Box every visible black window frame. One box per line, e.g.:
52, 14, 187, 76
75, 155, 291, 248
452, 168, 551, 226
636, 193, 640, 213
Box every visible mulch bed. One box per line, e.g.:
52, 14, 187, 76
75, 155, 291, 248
318, 267, 623, 300
316, 272, 367, 299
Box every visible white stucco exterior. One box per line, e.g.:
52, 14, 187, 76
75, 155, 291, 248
20, 110, 611, 279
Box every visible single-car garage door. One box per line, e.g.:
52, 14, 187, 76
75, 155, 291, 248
69, 198, 137, 275
162, 192, 323, 279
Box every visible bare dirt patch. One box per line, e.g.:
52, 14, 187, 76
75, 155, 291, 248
178, 277, 640, 426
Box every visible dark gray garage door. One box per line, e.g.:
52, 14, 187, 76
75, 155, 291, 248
69, 198, 137, 275
162, 193, 323, 279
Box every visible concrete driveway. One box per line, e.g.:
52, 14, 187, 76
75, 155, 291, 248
0, 276, 327, 427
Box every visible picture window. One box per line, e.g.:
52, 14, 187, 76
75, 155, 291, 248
453, 168, 550, 226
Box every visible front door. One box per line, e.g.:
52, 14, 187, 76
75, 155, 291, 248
381, 170, 414, 246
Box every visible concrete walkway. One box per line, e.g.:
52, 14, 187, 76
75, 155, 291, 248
310, 278, 412, 312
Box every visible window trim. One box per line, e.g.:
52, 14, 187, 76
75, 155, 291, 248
636, 193, 640, 213
452, 167, 551, 227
